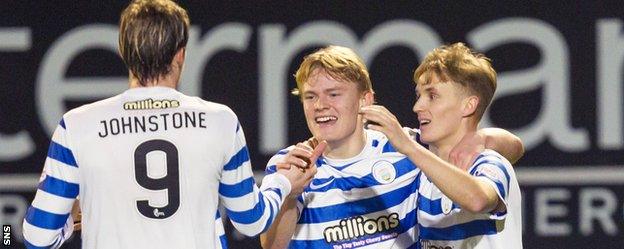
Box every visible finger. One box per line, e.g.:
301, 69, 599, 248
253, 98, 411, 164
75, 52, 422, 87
294, 156, 312, 169
376, 105, 397, 121
309, 140, 327, 165
71, 200, 80, 214
280, 166, 299, 177
301, 152, 319, 180
364, 122, 383, 132
360, 110, 386, 128
285, 147, 314, 168
303, 170, 315, 183
459, 159, 470, 171
276, 162, 292, 170
295, 142, 314, 152
284, 156, 310, 169
73, 222, 81, 232
306, 161, 318, 175
290, 146, 313, 158
290, 146, 314, 166
463, 153, 479, 171
449, 151, 459, 166
458, 153, 468, 170
294, 139, 325, 168
306, 138, 319, 149
452, 151, 469, 171
455, 158, 465, 170
278, 161, 307, 170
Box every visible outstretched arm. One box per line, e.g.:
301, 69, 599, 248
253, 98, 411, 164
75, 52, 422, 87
23, 120, 78, 248
260, 141, 326, 248
218, 124, 321, 237
360, 105, 504, 213
260, 198, 300, 249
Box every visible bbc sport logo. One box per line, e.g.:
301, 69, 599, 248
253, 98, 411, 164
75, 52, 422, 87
2, 225, 10, 246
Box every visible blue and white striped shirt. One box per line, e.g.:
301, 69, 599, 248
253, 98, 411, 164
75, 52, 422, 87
264, 130, 422, 249
417, 149, 522, 249
23, 87, 290, 248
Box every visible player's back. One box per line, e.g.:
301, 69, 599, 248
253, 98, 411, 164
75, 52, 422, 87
64, 87, 234, 248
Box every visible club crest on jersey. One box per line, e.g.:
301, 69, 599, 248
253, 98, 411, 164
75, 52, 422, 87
372, 160, 396, 184
123, 98, 180, 110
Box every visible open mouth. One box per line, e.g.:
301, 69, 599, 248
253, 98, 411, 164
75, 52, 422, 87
315, 116, 337, 125
419, 119, 431, 127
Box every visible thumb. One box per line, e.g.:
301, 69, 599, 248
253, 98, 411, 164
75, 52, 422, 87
309, 140, 327, 165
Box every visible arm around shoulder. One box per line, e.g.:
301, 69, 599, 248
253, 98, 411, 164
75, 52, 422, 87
481, 128, 524, 164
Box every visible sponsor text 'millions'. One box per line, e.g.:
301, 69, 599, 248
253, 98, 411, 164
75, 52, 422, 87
124, 98, 179, 110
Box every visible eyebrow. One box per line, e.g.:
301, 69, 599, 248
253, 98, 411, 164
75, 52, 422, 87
417, 85, 437, 95
324, 86, 345, 93
303, 86, 346, 95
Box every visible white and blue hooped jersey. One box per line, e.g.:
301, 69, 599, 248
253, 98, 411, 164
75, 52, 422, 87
22, 87, 291, 249
263, 129, 423, 249
417, 149, 522, 249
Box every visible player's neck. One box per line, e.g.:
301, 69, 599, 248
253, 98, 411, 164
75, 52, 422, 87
128, 70, 180, 89
430, 121, 476, 162
324, 128, 367, 159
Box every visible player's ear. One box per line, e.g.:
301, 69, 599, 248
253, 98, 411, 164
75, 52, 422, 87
174, 47, 185, 63
361, 91, 374, 108
462, 95, 479, 117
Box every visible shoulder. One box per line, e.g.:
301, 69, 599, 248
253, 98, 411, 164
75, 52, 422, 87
364, 129, 391, 152
180, 95, 241, 126
468, 149, 515, 179
364, 129, 415, 156
183, 96, 237, 116
62, 94, 123, 121
475, 149, 512, 166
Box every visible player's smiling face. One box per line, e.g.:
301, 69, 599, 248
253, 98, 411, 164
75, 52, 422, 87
413, 73, 466, 147
301, 68, 366, 148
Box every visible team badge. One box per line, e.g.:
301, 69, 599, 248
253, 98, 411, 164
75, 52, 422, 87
372, 160, 396, 184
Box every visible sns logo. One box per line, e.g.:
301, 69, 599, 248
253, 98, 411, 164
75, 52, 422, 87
3, 225, 10, 246
153, 208, 165, 218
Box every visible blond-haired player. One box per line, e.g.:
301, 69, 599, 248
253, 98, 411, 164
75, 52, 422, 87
361, 42, 522, 248
261, 45, 523, 249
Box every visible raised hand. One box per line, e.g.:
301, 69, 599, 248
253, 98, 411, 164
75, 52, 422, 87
449, 131, 485, 171
276, 139, 327, 197
359, 105, 415, 154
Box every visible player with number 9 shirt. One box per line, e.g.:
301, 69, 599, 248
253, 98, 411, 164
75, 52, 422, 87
21, 1, 319, 248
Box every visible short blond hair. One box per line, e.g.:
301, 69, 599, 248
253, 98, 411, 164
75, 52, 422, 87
292, 46, 373, 96
414, 42, 497, 119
